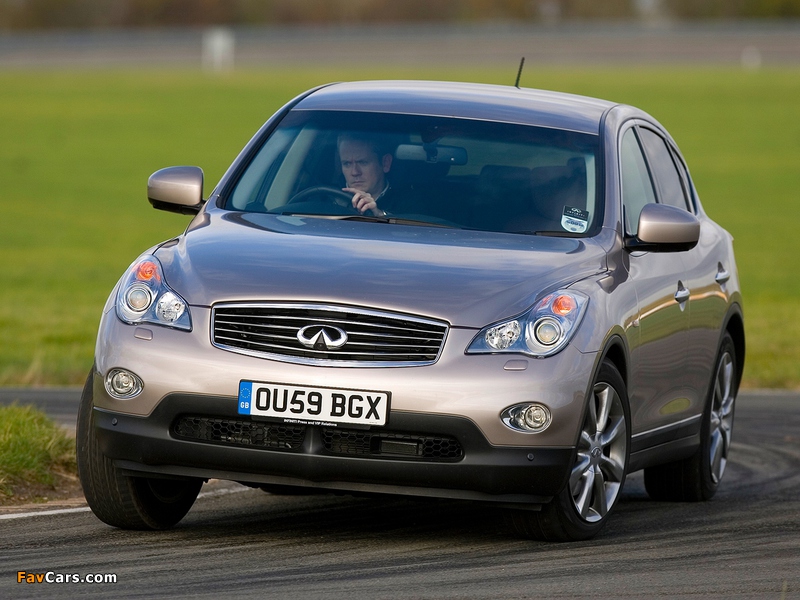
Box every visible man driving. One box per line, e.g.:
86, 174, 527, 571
338, 133, 396, 217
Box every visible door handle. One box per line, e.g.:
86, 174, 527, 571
715, 268, 730, 285
674, 283, 690, 304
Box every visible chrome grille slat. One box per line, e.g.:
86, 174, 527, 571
216, 325, 440, 345
216, 314, 443, 336
343, 341, 442, 349
213, 336, 299, 350
214, 329, 298, 342
212, 303, 448, 367
219, 334, 440, 351
214, 321, 298, 332
216, 337, 439, 358
218, 338, 441, 358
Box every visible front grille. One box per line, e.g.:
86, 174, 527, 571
173, 416, 306, 450
322, 428, 463, 461
212, 303, 448, 366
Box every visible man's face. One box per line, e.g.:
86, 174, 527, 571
339, 139, 391, 197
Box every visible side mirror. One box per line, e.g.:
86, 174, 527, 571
625, 203, 700, 252
148, 166, 205, 215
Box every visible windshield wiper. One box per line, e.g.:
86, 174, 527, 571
334, 214, 390, 223
270, 211, 456, 229
336, 215, 456, 229
270, 211, 352, 220
507, 230, 586, 238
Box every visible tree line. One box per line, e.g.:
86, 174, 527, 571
1, 0, 799, 30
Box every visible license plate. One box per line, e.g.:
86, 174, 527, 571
238, 380, 390, 428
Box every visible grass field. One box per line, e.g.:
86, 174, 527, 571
0, 404, 76, 500
1, 66, 798, 388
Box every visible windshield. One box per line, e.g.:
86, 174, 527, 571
225, 110, 602, 236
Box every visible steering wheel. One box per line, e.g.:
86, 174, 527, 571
287, 185, 356, 209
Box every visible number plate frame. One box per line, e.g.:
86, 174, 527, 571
238, 380, 390, 428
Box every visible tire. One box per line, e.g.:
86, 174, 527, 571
644, 332, 737, 502
508, 360, 630, 541
76, 370, 203, 530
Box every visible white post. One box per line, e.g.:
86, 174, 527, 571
741, 46, 763, 70
202, 28, 235, 73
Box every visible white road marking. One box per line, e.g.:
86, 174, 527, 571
0, 484, 251, 520
0, 507, 91, 520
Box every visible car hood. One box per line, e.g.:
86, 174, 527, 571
154, 211, 608, 328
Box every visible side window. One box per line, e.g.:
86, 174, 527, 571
229, 127, 296, 210
670, 147, 697, 212
638, 128, 689, 211
620, 128, 656, 236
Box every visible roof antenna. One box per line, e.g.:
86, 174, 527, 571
515, 57, 525, 89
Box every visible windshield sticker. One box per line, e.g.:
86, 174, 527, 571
561, 206, 589, 233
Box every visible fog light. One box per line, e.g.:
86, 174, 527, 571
105, 368, 143, 399
501, 402, 552, 433
523, 405, 550, 430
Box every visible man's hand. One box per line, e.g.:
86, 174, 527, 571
343, 187, 385, 217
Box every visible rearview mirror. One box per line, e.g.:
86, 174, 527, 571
395, 144, 467, 165
148, 166, 205, 214
625, 203, 700, 252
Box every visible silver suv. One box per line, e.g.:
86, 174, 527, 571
77, 81, 744, 541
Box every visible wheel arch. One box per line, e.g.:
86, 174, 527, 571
724, 306, 745, 390
570, 332, 630, 451
600, 336, 629, 390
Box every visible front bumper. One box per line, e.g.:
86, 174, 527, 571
94, 307, 598, 448
94, 392, 574, 506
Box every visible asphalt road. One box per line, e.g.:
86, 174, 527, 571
1, 21, 799, 69
0, 387, 81, 433
1, 390, 798, 599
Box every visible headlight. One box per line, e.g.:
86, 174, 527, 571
466, 290, 588, 358
115, 254, 192, 331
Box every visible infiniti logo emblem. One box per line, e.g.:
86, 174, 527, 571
296, 325, 348, 351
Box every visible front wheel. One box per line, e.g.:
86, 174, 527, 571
76, 370, 202, 529
508, 360, 630, 541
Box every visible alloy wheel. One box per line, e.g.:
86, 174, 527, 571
570, 381, 628, 522
709, 351, 735, 484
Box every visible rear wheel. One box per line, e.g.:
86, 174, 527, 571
76, 370, 202, 529
644, 332, 737, 502
509, 360, 630, 541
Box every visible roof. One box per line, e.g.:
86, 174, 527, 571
293, 80, 616, 135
